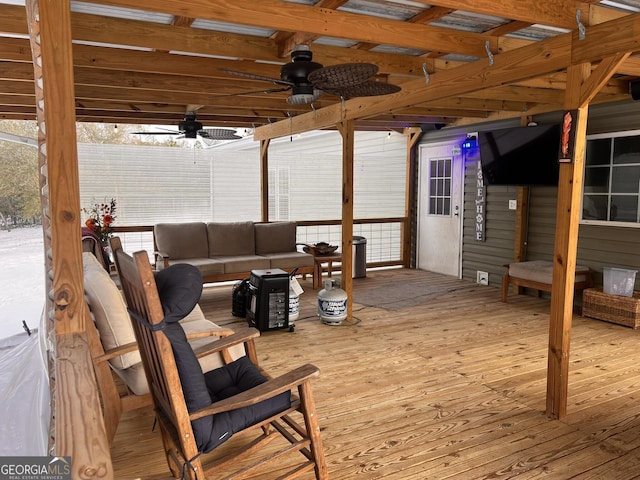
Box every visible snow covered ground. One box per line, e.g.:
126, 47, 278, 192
0, 227, 45, 340
0, 227, 50, 456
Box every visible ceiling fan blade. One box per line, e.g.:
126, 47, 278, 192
214, 86, 292, 98
199, 129, 242, 140
219, 68, 293, 87
325, 81, 401, 99
130, 131, 181, 135
308, 63, 379, 89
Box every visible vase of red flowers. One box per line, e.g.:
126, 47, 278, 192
82, 198, 117, 245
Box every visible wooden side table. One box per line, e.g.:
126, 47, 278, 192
313, 253, 342, 289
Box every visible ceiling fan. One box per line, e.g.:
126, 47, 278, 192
220, 45, 401, 105
132, 112, 241, 140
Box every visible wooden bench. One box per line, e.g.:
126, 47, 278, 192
501, 260, 593, 303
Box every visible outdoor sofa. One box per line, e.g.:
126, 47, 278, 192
153, 221, 314, 283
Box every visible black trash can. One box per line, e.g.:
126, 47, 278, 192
353, 236, 367, 278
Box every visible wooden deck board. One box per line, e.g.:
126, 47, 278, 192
111, 268, 640, 479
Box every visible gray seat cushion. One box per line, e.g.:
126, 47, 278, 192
155, 222, 208, 259
207, 221, 255, 257
265, 251, 314, 269
255, 222, 297, 254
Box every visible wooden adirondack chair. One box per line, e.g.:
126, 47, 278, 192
111, 237, 327, 479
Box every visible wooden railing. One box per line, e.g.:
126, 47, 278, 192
112, 217, 409, 269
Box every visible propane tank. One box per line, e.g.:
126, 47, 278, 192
289, 293, 300, 322
317, 278, 348, 325
289, 273, 303, 322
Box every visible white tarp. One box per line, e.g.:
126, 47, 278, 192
0, 227, 49, 454
0, 322, 50, 455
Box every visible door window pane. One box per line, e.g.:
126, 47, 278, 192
428, 158, 452, 216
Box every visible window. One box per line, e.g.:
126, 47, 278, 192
268, 167, 290, 221
428, 158, 452, 216
583, 132, 640, 225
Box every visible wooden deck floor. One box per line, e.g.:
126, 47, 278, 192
111, 268, 640, 479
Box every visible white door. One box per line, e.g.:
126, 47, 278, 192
417, 141, 464, 277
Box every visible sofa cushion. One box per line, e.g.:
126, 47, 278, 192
211, 255, 270, 274
207, 222, 255, 257
254, 222, 297, 255
155, 222, 208, 260
167, 258, 225, 277
83, 252, 141, 370
264, 251, 314, 270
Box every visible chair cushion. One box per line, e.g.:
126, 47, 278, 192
83, 252, 141, 370
155, 263, 290, 453
155, 264, 213, 448
202, 357, 291, 452
155, 263, 203, 324
254, 222, 297, 255
207, 221, 255, 257
508, 260, 591, 284
155, 222, 208, 259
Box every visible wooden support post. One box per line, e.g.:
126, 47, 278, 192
546, 97, 588, 419
546, 52, 630, 419
26, 0, 113, 475
338, 120, 354, 320
513, 116, 531, 263
260, 138, 270, 222
403, 127, 422, 268
513, 186, 529, 263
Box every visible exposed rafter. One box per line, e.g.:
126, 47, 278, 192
0, 0, 637, 131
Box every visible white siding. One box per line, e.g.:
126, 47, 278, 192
78, 131, 406, 224
78, 144, 214, 224
78, 131, 407, 264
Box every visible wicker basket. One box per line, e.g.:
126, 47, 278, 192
583, 288, 640, 329
302, 243, 338, 256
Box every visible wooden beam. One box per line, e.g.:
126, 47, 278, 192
273, 0, 349, 57
84, 0, 493, 57
409, 0, 593, 29
579, 53, 632, 107
255, 12, 640, 140
0, 5, 426, 76
255, 34, 573, 139
337, 120, 355, 321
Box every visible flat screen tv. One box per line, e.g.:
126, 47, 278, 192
478, 124, 561, 186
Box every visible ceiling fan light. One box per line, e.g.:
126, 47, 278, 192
287, 93, 316, 105
287, 89, 323, 105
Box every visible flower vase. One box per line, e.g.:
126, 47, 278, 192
101, 241, 113, 264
